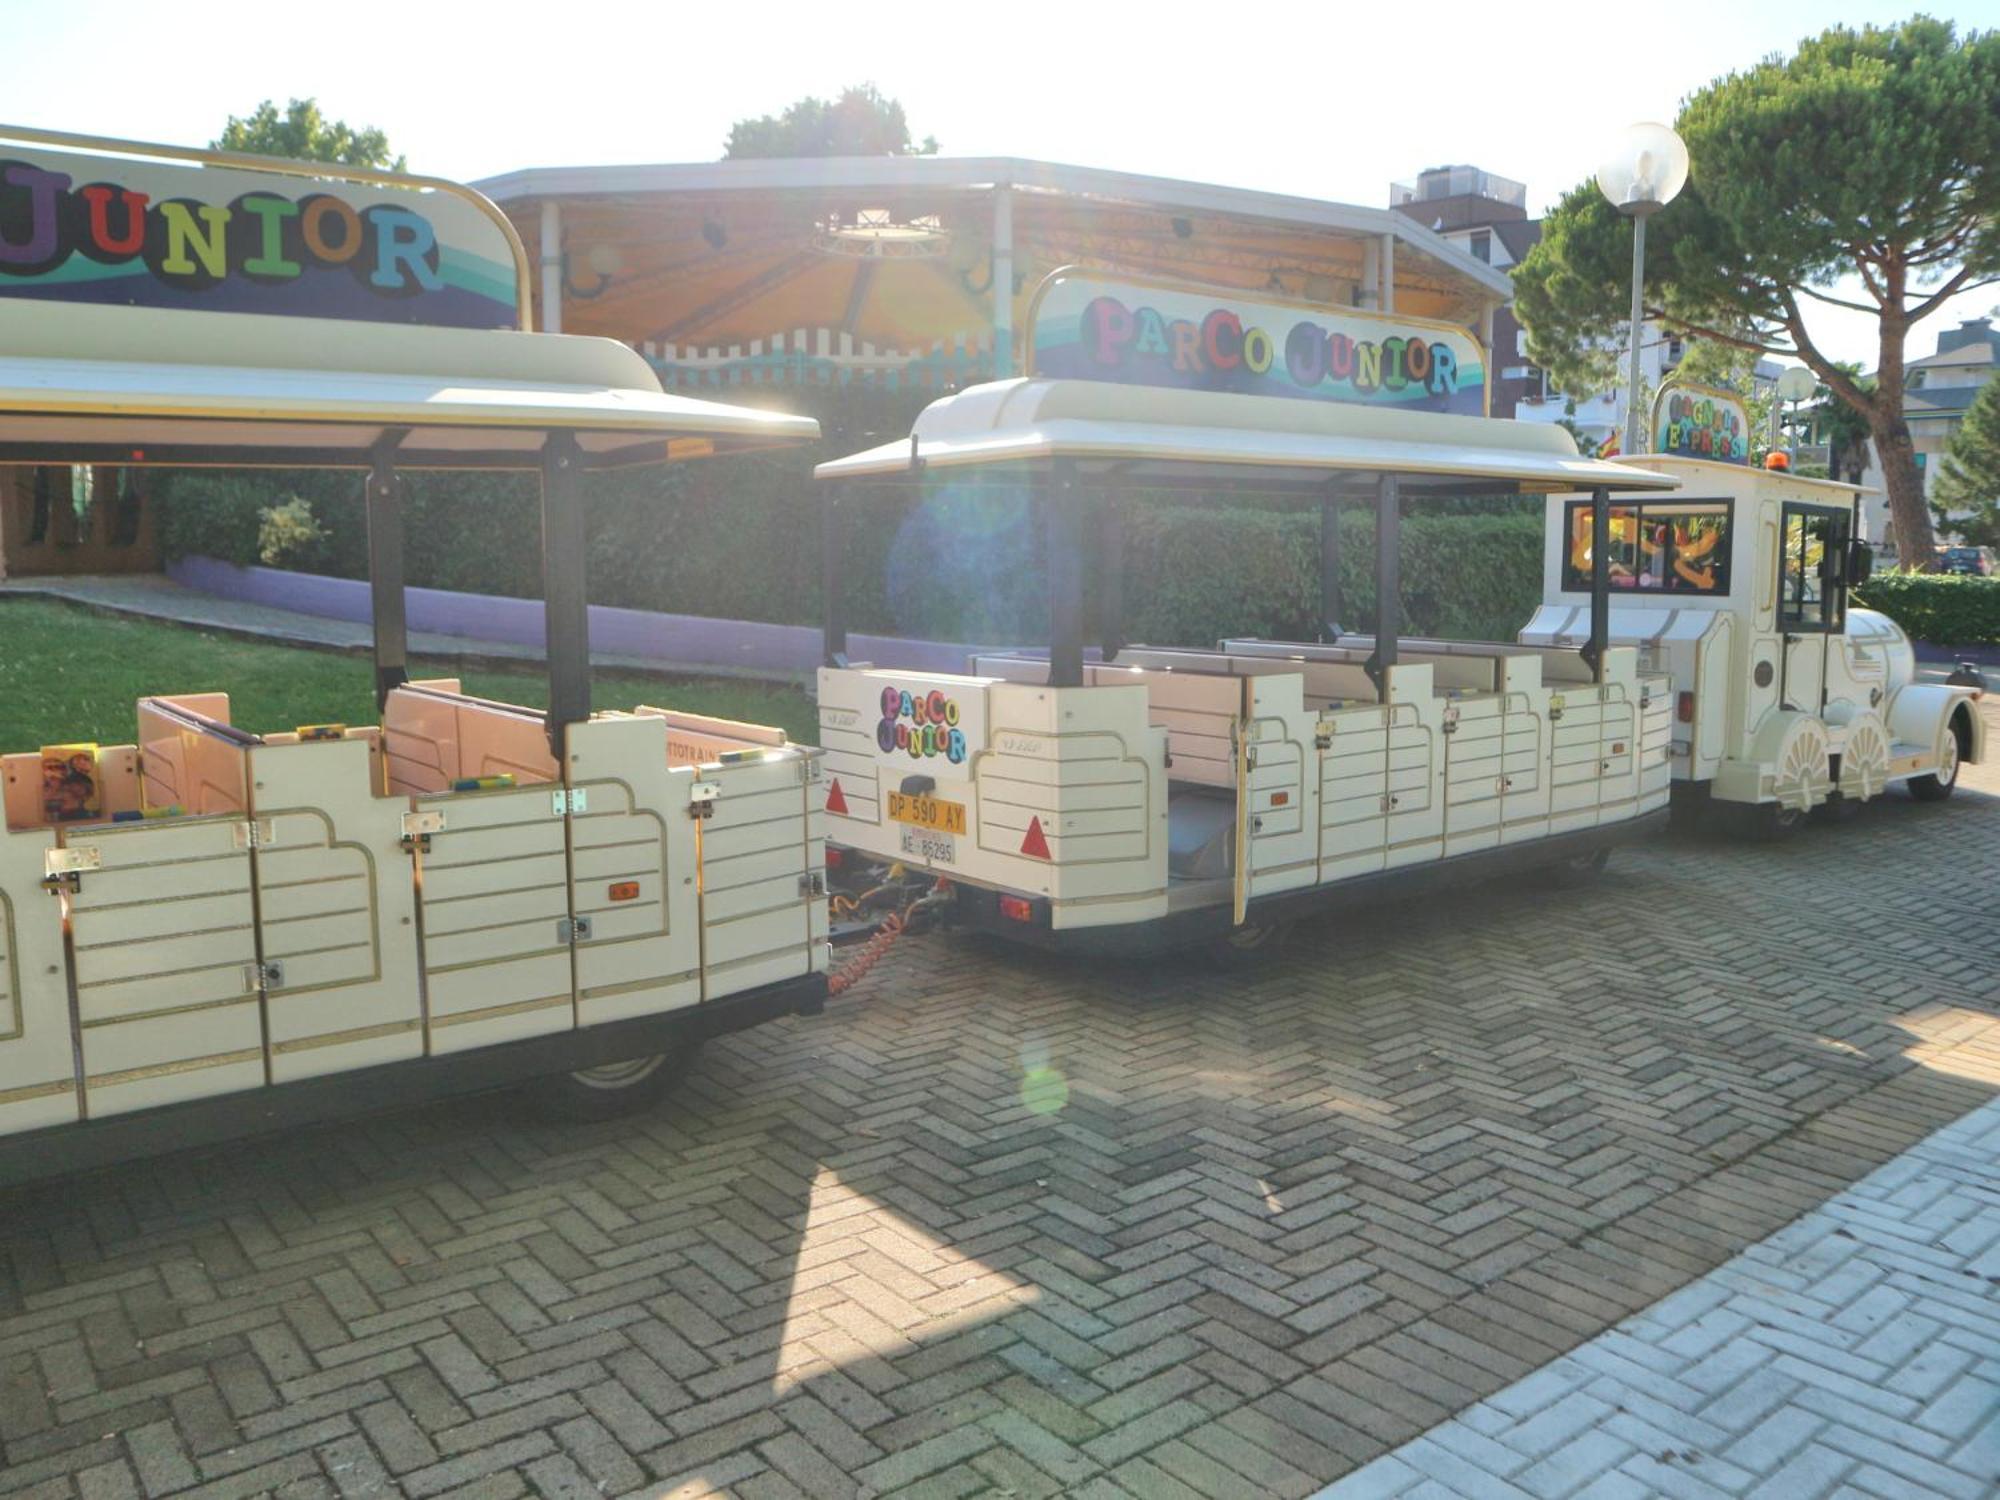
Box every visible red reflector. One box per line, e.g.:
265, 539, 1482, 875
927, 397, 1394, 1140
1020, 816, 1052, 860
1677, 691, 1694, 723
825, 778, 849, 815
825, 847, 845, 868
999, 895, 1034, 923
608, 881, 640, 902
1271, 791, 1289, 806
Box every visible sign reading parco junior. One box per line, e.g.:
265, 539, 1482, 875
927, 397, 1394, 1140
1027, 270, 1486, 415
0, 142, 522, 329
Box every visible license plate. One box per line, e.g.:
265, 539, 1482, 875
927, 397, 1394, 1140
886, 791, 967, 835
898, 824, 957, 864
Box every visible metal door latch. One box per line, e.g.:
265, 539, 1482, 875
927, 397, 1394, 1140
690, 781, 720, 820
558, 915, 594, 943
401, 810, 445, 853
244, 960, 286, 991
42, 845, 99, 895
232, 819, 276, 850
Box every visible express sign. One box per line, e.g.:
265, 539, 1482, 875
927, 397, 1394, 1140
1027, 270, 1486, 415
0, 141, 523, 329
1650, 382, 1750, 465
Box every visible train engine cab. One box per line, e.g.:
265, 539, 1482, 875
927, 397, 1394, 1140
1521, 384, 1982, 829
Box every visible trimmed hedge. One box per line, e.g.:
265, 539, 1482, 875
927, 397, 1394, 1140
1854, 573, 2000, 646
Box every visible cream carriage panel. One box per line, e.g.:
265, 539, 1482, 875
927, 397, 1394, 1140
411, 782, 575, 1054
248, 737, 422, 1081
63, 815, 264, 1117
563, 716, 700, 1027
0, 823, 78, 1134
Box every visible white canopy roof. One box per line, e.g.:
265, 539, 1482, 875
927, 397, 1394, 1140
0, 301, 818, 468
815, 379, 1677, 493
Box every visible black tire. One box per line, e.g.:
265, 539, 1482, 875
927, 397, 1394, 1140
1909, 714, 1967, 802
526, 1036, 703, 1121
1546, 848, 1610, 886
1204, 920, 1294, 971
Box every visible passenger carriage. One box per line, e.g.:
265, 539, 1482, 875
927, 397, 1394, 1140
0, 130, 828, 1181
813, 270, 1680, 953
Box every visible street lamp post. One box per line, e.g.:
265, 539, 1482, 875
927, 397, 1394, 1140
1597, 124, 1690, 458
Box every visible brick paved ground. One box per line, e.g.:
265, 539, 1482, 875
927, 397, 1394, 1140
1315, 1091, 2000, 1499
1, 717, 1996, 1498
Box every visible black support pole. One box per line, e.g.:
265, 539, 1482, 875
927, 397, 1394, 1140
1319, 488, 1342, 641
1582, 485, 1610, 682
365, 434, 410, 710
821, 481, 848, 668
1363, 474, 1399, 700
1099, 491, 1124, 662
1047, 460, 1085, 688
539, 432, 591, 760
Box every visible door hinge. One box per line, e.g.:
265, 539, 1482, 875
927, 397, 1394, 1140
244, 959, 285, 991
558, 915, 594, 943
1313, 723, 1333, 751
42, 845, 99, 895
1549, 694, 1566, 721
801, 759, 823, 785
551, 788, 589, 816
401, 809, 446, 853
1442, 704, 1460, 735
232, 819, 276, 850
799, 871, 825, 898
690, 781, 720, 820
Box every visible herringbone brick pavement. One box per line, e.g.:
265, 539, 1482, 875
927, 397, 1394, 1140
2, 730, 1996, 1498
1314, 1086, 2000, 1498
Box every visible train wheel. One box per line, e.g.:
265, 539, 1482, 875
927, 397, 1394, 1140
1909, 717, 1964, 802
529, 1037, 703, 1121
1743, 801, 1806, 840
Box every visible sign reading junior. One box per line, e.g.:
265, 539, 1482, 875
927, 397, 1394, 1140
0, 139, 523, 329
1027, 270, 1486, 415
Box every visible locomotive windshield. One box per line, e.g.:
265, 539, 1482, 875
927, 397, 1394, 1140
1563, 499, 1733, 596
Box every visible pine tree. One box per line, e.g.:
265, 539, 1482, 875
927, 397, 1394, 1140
1933, 376, 2000, 546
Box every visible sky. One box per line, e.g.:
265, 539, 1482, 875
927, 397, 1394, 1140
3, 0, 1996, 371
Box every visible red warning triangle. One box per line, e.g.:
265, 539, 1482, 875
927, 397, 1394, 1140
825, 778, 849, 815
1020, 816, 1051, 860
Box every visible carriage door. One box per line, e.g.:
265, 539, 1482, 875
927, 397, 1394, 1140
1777, 504, 1843, 713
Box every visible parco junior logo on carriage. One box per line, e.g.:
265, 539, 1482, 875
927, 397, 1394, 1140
1027, 269, 1487, 415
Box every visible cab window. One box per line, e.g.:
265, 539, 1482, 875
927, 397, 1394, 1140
1779, 504, 1838, 631
1563, 500, 1732, 595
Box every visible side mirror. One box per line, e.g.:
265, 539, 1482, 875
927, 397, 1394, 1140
1847, 538, 1875, 586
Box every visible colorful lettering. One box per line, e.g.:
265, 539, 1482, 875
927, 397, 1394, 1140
1083, 295, 1133, 366
0, 164, 68, 268
237, 194, 301, 279
78, 184, 146, 259
158, 200, 230, 279
1202, 309, 1243, 370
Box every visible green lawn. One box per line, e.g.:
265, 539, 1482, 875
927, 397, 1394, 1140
0, 597, 818, 751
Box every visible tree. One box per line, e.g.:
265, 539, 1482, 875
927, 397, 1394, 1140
1932, 376, 2000, 546
1513, 17, 2000, 568
214, 99, 405, 172
724, 84, 937, 159
1808, 364, 1876, 485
